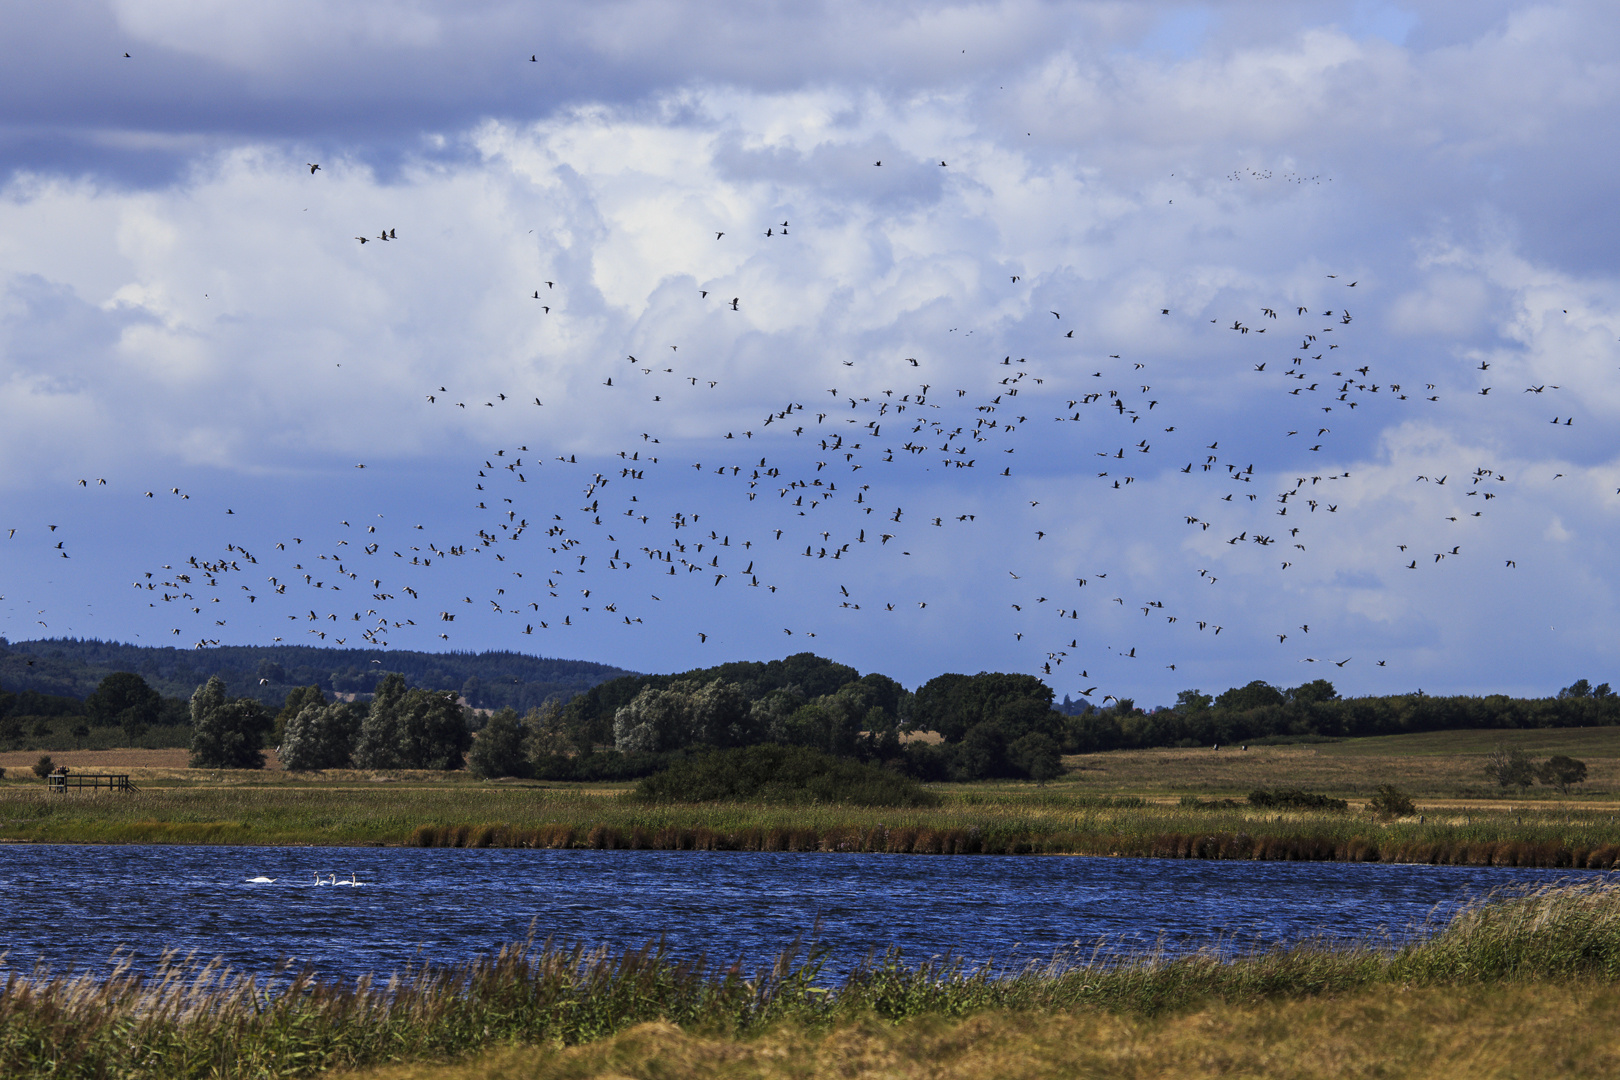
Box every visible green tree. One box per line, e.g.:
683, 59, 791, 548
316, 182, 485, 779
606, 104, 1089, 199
1484, 745, 1536, 790
469, 707, 529, 778
1288, 679, 1339, 706
86, 672, 162, 739
354, 676, 470, 770
1216, 680, 1286, 711
279, 701, 360, 770
188, 676, 271, 769
523, 701, 573, 760
354, 673, 409, 768
1174, 689, 1213, 714
689, 680, 757, 747
274, 685, 329, 747
1008, 731, 1063, 784
1536, 755, 1587, 794
909, 672, 1054, 742
1558, 679, 1593, 699
613, 682, 695, 753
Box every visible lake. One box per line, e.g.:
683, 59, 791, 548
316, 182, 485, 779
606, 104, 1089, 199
4, 844, 1605, 981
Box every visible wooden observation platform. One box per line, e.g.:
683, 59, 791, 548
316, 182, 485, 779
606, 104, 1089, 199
47, 770, 138, 793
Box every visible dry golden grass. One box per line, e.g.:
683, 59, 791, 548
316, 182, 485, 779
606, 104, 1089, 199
354, 981, 1620, 1080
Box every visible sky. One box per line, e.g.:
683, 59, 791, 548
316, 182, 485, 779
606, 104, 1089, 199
1, 0, 1618, 705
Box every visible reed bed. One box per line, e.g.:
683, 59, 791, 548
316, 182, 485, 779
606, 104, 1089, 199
401, 818, 1620, 868
3, 881, 1620, 1079
4, 781, 1620, 866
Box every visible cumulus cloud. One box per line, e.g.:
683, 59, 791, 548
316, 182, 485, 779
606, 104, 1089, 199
2, 1, 1619, 700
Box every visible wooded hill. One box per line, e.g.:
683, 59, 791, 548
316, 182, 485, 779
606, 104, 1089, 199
0, 638, 632, 711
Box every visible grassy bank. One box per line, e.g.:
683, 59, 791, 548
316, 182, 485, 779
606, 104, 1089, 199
354, 982, 1620, 1080
4, 881, 1619, 1079
1, 778, 1619, 867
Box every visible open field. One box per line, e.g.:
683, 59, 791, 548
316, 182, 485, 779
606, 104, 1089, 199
4, 881, 1619, 1080
3, 727, 1620, 862
1061, 725, 1620, 800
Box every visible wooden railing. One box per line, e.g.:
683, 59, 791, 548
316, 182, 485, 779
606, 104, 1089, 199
47, 771, 138, 793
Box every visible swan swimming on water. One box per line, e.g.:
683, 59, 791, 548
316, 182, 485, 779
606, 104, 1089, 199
246, 875, 275, 883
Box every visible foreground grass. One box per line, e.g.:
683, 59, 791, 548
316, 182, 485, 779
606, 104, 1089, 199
5, 881, 1620, 1079
359, 983, 1620, 1080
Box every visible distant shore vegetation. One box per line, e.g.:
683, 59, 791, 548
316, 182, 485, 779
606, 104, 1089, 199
1, 644, 1616, 795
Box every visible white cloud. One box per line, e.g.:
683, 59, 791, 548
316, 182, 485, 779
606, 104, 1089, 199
3, 3, 1620, 699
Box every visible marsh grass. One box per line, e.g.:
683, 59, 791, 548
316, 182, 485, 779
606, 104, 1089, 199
4, 881, 1620, 1079
4, 780, 1620, 866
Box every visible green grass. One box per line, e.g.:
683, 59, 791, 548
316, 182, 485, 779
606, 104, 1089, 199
2, 724, 1618, 861
1317, 726, 1620, 759
2, 779, 1619, 866
3, 881, 1619, 1079
0, 720, 193, 753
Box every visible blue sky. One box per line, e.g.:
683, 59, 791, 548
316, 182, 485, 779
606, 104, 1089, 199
2, 1, 1617, 705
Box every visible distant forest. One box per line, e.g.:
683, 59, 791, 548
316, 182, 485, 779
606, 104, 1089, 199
0, 638, 632, 711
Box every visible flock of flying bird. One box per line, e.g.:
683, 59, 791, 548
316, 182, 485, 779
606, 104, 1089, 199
1, 76, 1599, 701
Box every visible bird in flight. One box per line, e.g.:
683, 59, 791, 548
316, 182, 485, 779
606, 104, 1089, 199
307, 163, 320, 174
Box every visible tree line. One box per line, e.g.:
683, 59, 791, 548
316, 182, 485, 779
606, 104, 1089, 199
1065, 677, 1619, 752
11, 653, 1619, 782
0, 637, 629, 710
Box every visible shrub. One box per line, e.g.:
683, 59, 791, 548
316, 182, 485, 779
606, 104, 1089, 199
1248, 788, 1349, 811
1007, 732, 1064, 784
1484, 746, 1536, 790
1367, 785, 1416, 818
633, 745, 939, 807
1536, 755, 1587, 794
31, 755, 55, 778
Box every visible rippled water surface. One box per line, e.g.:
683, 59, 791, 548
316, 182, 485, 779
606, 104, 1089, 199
4, 845, 1603, 980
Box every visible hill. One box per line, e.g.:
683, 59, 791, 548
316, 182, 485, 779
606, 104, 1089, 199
0, 638, 634, 710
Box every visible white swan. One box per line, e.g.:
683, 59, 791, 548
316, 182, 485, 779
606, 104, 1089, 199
335, 871, 362, 886
246, 875, 275, 883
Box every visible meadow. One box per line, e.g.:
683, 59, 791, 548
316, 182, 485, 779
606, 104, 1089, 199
3, 880, 1619, 1079
2, 728, 1619, 865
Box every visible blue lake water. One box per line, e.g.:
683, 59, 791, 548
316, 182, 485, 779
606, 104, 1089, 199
2, 845, 1606, 981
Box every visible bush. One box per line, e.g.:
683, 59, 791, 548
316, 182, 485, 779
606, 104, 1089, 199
1248, 788, 1349, 811
1367, 785, 1416, 818
1536, 755, 1587, 794
531, 750, 674, 781
31, 755, 55, 778
1484, 746, 1536, 790
633, 745, 939, 807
